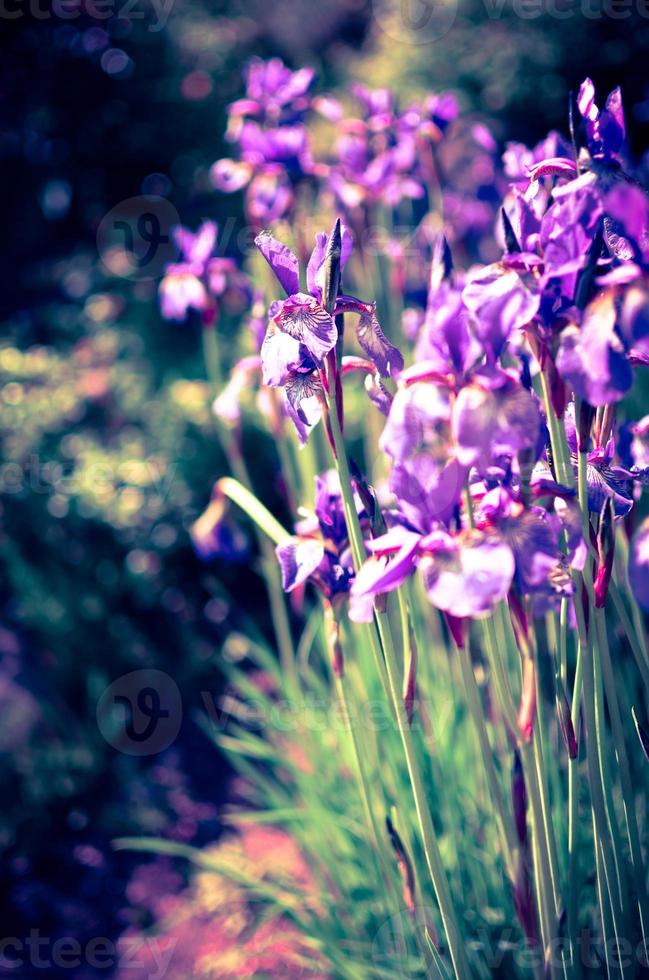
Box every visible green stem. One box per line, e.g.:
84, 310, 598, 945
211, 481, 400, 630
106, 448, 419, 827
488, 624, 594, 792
455, 632, 518, 882
595, 605, 649, 944
325, 371, 469, 979
567, 632, 584, 977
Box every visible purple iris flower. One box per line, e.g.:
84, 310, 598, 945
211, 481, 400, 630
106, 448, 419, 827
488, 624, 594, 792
211, 58, 316, 225
159, 222, 217, 321
159, 221, 249, 324
255, 223, 402, 439
275, 471, 362, 600
190, 492, 249, 563
476, 487, 574, 602
556, 291, 633, 406
452, 367, 541, 468
577, 77, 625, 162
561, 404, 634, 517
462, 261, 540, 360
349, 525, 515, 623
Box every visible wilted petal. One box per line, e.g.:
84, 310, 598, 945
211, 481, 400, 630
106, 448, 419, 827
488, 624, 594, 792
420, 530, 515, 618
629, 518, 649, 610
255, 232, 300, 295
276, 537, 325, 592
356, 306, 404, 377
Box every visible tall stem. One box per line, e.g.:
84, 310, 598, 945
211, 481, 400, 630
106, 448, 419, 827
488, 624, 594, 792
324, 366, 470, 979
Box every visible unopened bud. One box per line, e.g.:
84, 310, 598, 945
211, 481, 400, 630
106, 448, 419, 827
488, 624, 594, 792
512, 750, 528, 848
386, 815, 417, 916
517, 656, 536, 743
555, 676, 578, 760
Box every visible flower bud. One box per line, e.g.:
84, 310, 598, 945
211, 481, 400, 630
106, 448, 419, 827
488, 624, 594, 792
517, 656, 536, 743
555, 676, 578, 760
511, 749, 528, 848
386, 816, 416, 916
323, 601, 344, 679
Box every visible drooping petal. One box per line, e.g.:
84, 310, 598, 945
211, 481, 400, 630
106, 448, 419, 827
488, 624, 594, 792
255, 232, 300, 295
355, 306, 404, 378
210, 158, 253, 193
585, 461, 633, 517
350, 532, 421, 601
276, 536, 325, 592
212, 355, 261, 423
462, 264, 540, 359
556, 292, 632, 406
390, 455, 465, 532
452, 377, 540, 466
159, 267, 208, 321
282, 386, 322, 446
379, 380, 451, 462
191, 497, 249, 562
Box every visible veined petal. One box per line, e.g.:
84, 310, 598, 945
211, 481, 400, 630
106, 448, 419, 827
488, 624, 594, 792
275, 293, 337, 362
255, 232, 300, 295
